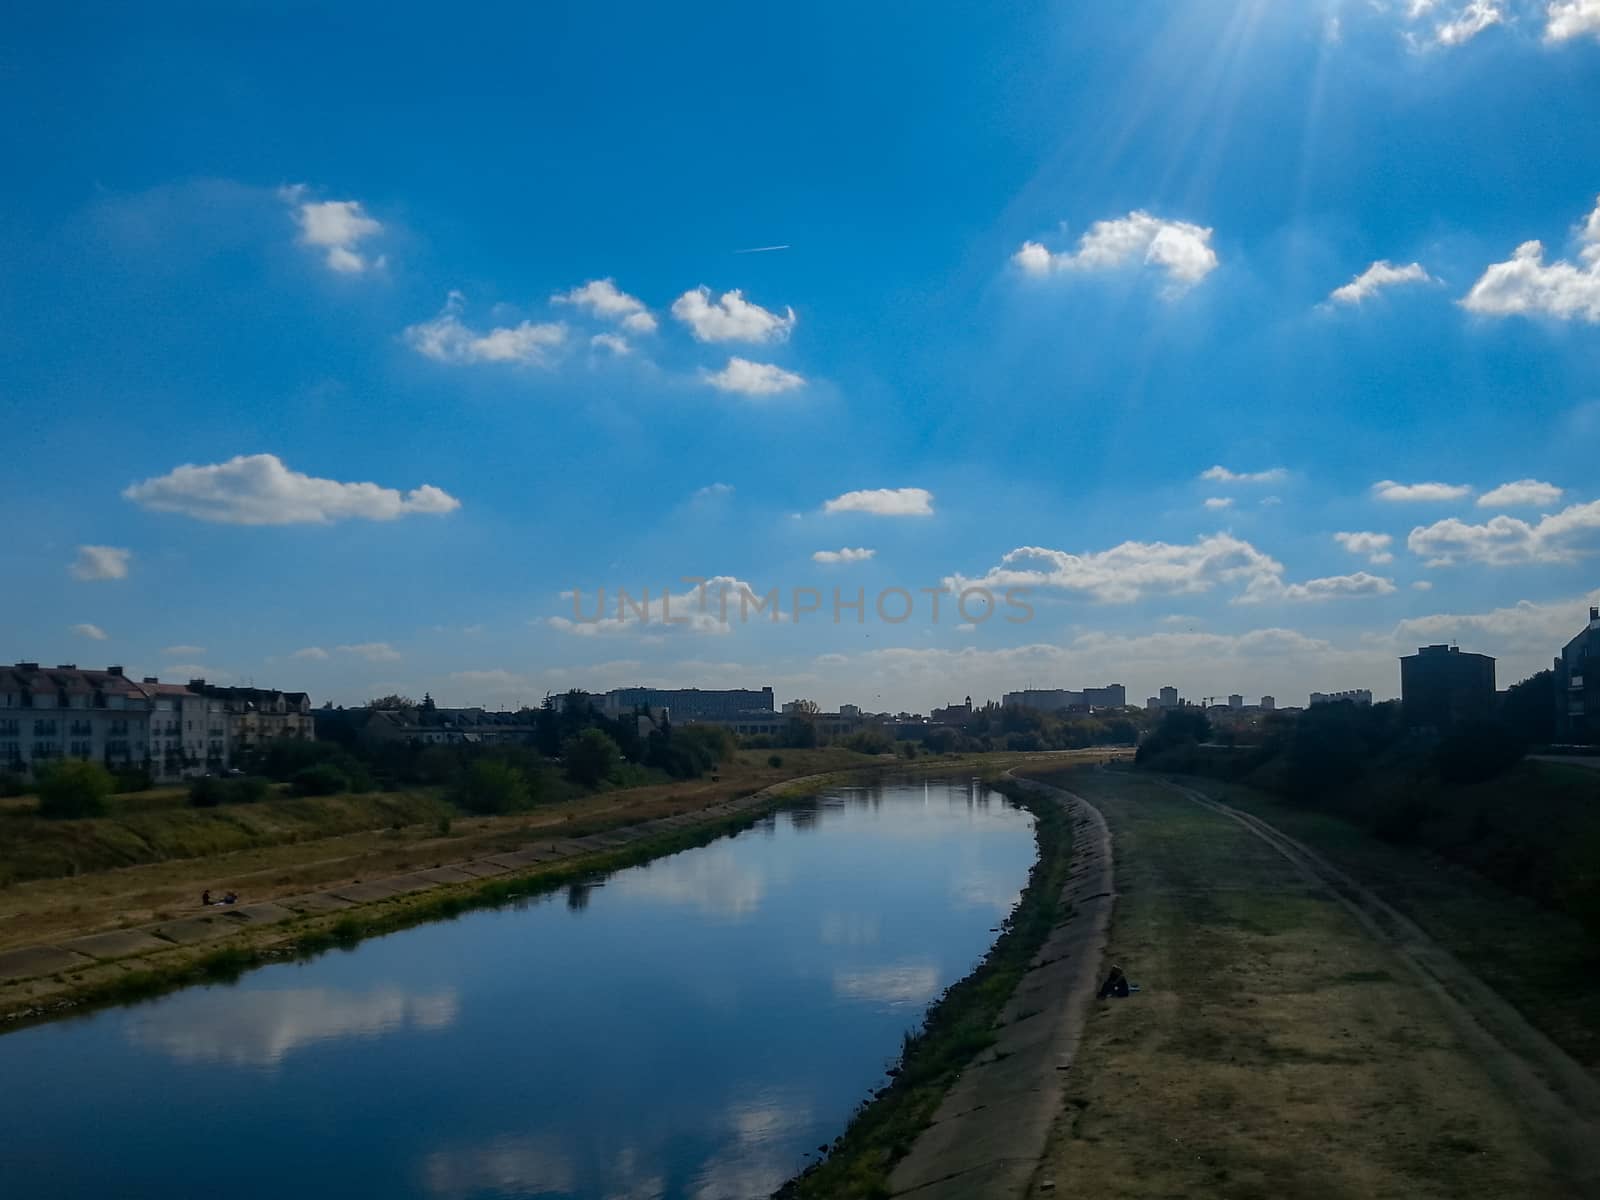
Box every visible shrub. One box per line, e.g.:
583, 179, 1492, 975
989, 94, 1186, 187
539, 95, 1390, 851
842, 730, 893, 755
563, 728, 621, 787
188, 776, 228, 807
767, 753, 784, 768
1434, 719, 1528, 786
111, 767, 153, 794
36, 760, 114, 818
189, 775, 273, 807
454, 758, 532, 815
291, 763, 351, 796
0, 771, 26, 798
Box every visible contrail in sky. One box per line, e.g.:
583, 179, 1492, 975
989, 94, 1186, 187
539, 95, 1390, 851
734, 244, 791, 254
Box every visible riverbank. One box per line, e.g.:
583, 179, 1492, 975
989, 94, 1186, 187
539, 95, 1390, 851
777, 767, 1112, 1200
1023, 768, 1600, 1198
0, 751, 1106, 1030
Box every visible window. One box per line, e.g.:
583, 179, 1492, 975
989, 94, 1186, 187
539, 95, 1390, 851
33, 719, 57, 737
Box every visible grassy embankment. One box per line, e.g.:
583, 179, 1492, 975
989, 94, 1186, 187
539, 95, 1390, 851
1172, 768, 1600, 1071
0, 748, 879, 952
1023, 767, 1584, 1199
0, 751, 1088, 1028
777, 775, 1077, 1200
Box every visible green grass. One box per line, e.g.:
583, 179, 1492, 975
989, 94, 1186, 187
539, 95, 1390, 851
1177, 772, 1600, 1070
775, 780, 1073, 1200
0, 789, 452, 883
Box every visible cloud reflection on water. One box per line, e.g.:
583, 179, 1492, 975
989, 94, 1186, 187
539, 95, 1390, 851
614, 844, 767, 918
832, 964, 941, 1008
420, 1134, 577, 1200
126, 985, 459, 1068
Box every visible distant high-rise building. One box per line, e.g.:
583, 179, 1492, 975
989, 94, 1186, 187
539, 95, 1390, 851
1145, 696, 1160, 711
1002, 686, 1123, 711
601, 686, 773, 719
838, 703, 861, 718
1399, 645, 1495, 729
1158, 686, 1178, 709
1260, 695, 1276, 711
1228, 694, 1243, 709
1310, 689, 1372, 707
1554, 606, 1599, 744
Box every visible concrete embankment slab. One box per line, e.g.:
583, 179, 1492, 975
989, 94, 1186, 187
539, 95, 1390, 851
62, 929, 174, 961
413, 867, 476, 886
222, 902, 298, 926
283, 892, 355, 914
149, 916, 236, 946
0, 945, 96, 983
887, 777, 1115, 1200
329, 880, 412, 904
453, 859, 512, 878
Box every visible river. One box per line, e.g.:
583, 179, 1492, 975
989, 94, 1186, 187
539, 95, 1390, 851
0, 776, 1036, 1199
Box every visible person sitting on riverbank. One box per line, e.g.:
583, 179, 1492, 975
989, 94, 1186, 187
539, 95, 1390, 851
221, 891, 238, 905
201, 889, 212, 906
1098, 963, 1131, 999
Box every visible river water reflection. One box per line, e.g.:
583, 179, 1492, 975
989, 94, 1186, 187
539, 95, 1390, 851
1, 776, 1035, 1199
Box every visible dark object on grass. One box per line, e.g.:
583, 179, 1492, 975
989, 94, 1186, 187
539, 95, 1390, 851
1097, 963, 1130, 1000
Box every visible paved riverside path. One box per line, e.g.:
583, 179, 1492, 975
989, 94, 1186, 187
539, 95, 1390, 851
887, 773, 1115, 1200
0, 783, 807, 994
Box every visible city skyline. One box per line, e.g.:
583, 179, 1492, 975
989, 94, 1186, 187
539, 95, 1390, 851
5, 4, 1600, 713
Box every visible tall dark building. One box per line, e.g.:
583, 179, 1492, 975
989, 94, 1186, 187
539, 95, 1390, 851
1554, 605, 1600, 745
1399, 644, 1496, 730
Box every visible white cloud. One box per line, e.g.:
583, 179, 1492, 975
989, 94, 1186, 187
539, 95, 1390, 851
337, 642, 402, 662
405, 292, 567, 366
163, 645, 206, 656
1546, 0, 1600, 41
1203, 497, 1234, 510
71, 623, 108, 640
292, 646, 330, 660
1200, 465, 1286, 484
1013, 210, 1219, 291
1407, 499, 1600, 566
1238, 571, 1398, 604
1373, 479, 1473, 502
1432, 0, 1505, 46
1333, 531, 1395, 564
69, 545, 131, 581
671, 287, 795, 343
553, 278, 657, 333
1359, 589, 1600, 688
812, 547, 876, 563
1477, 478, 1564, 508
948, 533, 1283, 604
823, 487, 934, 517
124, 454, 460, 525
549, 576, 766, 637
281, 188, 385, 274
1413, 580, 1434, 591
1327, 260, 1435, 306
693, 482, 734, 499
1462, 196, 1600, 322
589, 332, 631, 355
1388, 590, 1600, 655
704, 357, 805, 397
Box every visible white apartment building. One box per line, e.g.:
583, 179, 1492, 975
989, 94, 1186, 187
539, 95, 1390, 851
0, 663, 229, 783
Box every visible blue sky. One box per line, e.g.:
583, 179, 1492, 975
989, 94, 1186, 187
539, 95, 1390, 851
5, 0, 1600, 712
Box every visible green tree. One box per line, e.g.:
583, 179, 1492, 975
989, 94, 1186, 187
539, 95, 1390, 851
454, 758, 533, 814
564, 727, 621, 787
291, 762, 351, 796
36, 760, 114, 818
1500, 670, 1555, 746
